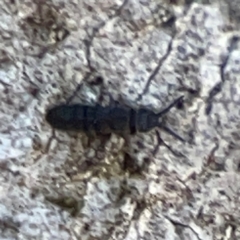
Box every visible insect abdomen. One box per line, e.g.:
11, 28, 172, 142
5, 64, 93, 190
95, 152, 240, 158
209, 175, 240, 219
93, 106, 132, 134
46, 104, 132, 134
46, 104, 89, 131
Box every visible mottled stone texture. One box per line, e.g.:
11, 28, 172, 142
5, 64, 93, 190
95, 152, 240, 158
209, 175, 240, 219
1, 0, 240, 239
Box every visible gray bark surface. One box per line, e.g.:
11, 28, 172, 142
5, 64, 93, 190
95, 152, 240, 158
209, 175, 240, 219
0, 0, 240, 239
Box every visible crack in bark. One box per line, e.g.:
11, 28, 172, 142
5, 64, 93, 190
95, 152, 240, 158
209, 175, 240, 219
66, 1, 129, 104
84, 0, 129, 71
165, 216, 203, 240
153, 130, 185, 158
136, 37, 174, 102
205, 36, 239, 115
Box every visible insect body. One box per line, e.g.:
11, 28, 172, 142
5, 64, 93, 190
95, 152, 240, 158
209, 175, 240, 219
46, 96, 184, 142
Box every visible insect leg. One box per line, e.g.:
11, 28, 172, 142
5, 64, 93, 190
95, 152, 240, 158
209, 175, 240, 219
106, 93, 121, 106
154, 130, 185, 157
84, 130, 97, 147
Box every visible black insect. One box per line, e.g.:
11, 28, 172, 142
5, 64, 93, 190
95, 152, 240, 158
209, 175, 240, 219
45, 96, 185, 142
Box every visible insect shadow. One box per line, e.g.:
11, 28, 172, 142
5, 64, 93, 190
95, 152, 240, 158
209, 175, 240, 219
45, 76, 185, 164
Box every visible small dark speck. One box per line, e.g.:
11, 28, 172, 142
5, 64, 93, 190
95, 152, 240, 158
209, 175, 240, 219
168, 203, 174, 208
133, 149, 138, 154
176, 99, 184, 109
129, 89, 135, 94
3, 88, 9, 94
83, 223, 90, 231
51, 83, 57, 88
205, 103, 212, 115
198, 48, 205, 56
182, 66, 189, 74
214, 162, 225, 171
7, 99, 13, 105
19, 106, 25, 112
188, 88, 198, 95
118, 41, 127, 46
231, 36, 239, 43
177, 46, 186, 54
187, 130, 195, 143
162, 16, 176, 28
136, 140, 144, 149
12, 170, 21, 176
28, 87, 39, 97
218, 190, 226, 195
122, 153, 136, 172
169, 0, 179, 4
191, 16, 197, 26
87, 5, 93, 12
30, 192, 36, 198
237, 162, 240, 171
91, 76, 104, 85
138, 47, 142, 52
143, 157, 150, 165
209, 218, 214, 224
196, 188, 201, 193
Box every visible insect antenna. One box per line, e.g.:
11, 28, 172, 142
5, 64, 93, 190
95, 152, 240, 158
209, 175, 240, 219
160, 125, 185, 142
154, 130, 185, 157
157, 95, 184, 117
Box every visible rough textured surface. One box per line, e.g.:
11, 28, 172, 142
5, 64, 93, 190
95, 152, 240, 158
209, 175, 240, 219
1, 0, 240, 239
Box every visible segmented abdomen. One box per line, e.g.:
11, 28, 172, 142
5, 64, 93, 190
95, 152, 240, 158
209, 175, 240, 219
46, 104, 133, 134
46, 104, 90, 131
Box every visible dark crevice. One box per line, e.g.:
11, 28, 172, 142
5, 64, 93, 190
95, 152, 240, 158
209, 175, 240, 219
153, 130, 185, 157
65, 72, 93, 104
84, 0, 129, 71
205, 36, 239, 115
136, 38, 174, 102
84, 23, 106, 71
67, 0, 129, 104
165, 216, 203, 240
